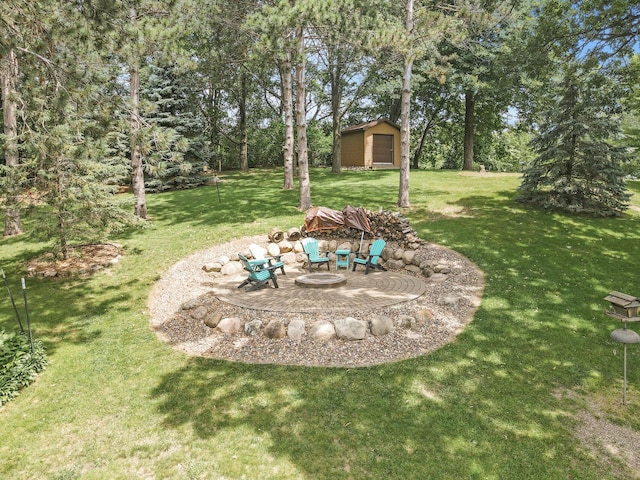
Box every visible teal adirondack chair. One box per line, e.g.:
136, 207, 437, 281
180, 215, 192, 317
301, 238, 330, 271
352, 239, 387, 274
237, 254, 279, 291
249, 244, 286, 275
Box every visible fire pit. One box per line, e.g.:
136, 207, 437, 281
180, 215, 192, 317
294, 273, 347, 289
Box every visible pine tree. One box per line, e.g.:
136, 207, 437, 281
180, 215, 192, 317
29, 62, 138, 258
140, 63, 209, 192
518, 61, 631, 217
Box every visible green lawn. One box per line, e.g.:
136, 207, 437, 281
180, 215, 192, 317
1, 169, 640, 479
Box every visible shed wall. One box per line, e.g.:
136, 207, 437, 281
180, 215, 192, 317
341, 132, 365, 167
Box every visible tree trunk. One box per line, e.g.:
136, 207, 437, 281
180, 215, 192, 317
129, 6, 147, 219
412, 118, 433, 170
55, 154, 69, 260
398, 0, 413, 208
331, 116, 342, 174
281, 53, 295, 190
1, 49, 23, 236
239, 66, 248, 173
330, 50, 342, 174
462, 90, 475, 171
295, 25, 312, 211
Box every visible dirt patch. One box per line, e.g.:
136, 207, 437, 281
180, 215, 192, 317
557, 388, 640, 478
26, 244, 124, 278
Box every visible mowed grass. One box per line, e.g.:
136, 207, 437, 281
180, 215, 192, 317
0, 169, 639, 479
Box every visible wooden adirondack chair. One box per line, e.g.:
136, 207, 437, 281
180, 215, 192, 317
237, 253, 279, 291
301, 238, 330, 271
352, 238, 387, 274
248, 243, 285, 275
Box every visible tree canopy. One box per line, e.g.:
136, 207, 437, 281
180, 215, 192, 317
1, 0, 639, 249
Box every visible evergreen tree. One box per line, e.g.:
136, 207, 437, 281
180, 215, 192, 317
140, 63, 209, 192
517, 61, 630, 217
15, 3, 137, 258
620, 54, 640, 176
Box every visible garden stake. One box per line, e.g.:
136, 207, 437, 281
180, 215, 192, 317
2, 269, 24, 333
213, 174, 221, 203
21, 278, 34, 353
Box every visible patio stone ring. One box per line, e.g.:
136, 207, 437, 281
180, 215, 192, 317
294, 272, 347, 289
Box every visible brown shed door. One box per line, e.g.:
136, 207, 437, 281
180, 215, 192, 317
373, 134, 394, 164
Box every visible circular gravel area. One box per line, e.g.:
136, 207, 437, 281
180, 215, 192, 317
149, 235, 485, 367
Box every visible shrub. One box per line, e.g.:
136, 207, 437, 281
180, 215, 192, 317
0, 331, 47, 406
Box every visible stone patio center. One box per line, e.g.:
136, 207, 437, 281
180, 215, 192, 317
294, 272, 347, 289
212, 268, 427, 313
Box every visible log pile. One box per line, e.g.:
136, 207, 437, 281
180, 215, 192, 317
367, 209, 423, 245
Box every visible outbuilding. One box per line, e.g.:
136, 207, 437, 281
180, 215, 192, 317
340, 119, 401, 169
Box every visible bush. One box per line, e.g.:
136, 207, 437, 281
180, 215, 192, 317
0, 331, 47, 406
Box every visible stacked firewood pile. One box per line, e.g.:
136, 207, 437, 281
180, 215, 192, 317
368, 209, 423, 245
308, 209, 424, 248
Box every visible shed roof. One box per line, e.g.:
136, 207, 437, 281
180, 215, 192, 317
341, 119, 400, 134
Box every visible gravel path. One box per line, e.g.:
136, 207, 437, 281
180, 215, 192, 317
148, 236, 485, 367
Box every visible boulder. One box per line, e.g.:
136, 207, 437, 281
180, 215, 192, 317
309, 321, 336, 341
396, 315, 416, 329
202, 262, 222, 273
204, 312, 223, 328
278, 240, 293, 253
244, 320, 262, 336
416, 309, 434, 324
281, 252, 297, 264
402, 250, 415, 265
428, 273, 447, 282
181, 298, 203, 310
287, 319, 306, 341
221, 261, 243, 276
434, 265, 451, 274
190, 305, 208, 320
218, 255, 230, 266
249, 243, 268, 259
334, 317, 367, 340
385, 259, 404, 270
337, 242, 352, 252
264, 320, 287, 339
404, 264, 422, 274
267, 243, 281, 257
438, 295, 461, 308
217, 317, 243, 334
370, 315, 394, 336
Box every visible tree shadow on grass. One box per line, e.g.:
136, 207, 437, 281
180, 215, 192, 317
0, 263, 138, 355
149, 340, 611, 479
